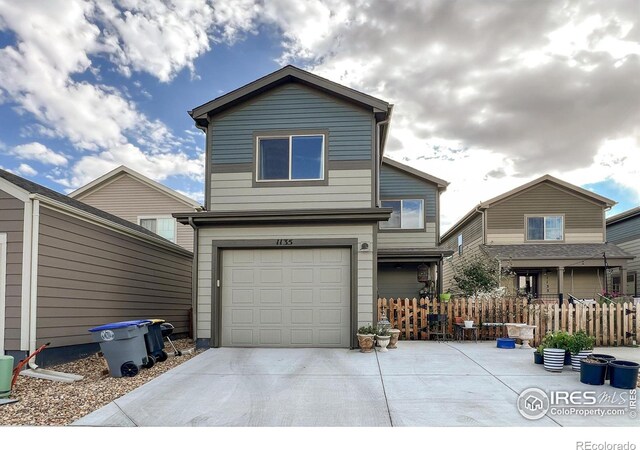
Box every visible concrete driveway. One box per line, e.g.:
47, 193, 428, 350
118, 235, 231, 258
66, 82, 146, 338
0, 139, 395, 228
73, 342, 640, 427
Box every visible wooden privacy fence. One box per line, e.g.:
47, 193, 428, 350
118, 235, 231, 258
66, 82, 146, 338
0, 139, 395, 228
377, 297, 640, 347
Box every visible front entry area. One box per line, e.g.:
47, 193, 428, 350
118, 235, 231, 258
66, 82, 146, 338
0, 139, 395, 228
221, 247, 351, 347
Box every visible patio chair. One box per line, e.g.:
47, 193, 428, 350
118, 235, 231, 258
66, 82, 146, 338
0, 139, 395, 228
427, 313, 448, 341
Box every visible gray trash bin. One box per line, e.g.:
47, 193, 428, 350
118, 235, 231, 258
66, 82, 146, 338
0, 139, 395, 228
88, 320, 151, 378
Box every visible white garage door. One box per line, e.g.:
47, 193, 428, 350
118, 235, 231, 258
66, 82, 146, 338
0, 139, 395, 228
221, 248, 351, 347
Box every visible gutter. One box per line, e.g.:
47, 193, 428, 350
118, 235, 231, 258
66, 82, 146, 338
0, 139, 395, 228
0, 233, 6, 355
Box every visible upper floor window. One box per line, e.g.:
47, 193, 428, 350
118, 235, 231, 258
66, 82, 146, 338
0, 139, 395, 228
526, 215, 563, 241
380, 199, 424, 230
139, 217, 176, 243
457, 234, 463, 255
257, 134, 324, 181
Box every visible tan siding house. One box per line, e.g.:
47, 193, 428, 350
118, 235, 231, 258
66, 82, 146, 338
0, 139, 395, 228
0, 169, 192, 367
441, 175, 633, 302
69, 166, 202, 251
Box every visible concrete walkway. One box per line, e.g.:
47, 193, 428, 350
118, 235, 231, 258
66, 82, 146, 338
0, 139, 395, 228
73, 342, 640, 427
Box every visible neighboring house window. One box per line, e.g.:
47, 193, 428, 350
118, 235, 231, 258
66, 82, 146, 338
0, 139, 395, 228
257, 134, 324, 181
458, 234, 463, 255
526, 215, 564, 241
139, 217, 176, 243
380, 199, 424, 229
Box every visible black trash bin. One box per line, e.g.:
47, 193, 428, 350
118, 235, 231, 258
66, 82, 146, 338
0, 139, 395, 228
88, 320, 151, 377
144, 319, 168, 363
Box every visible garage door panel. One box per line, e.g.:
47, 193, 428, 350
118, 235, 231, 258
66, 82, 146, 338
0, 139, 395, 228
259, 289, 284, 304
291, 289, 313, 304
221, 248, 351, 347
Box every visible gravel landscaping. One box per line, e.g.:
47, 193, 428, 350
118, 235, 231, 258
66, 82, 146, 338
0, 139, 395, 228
0, 339, 203, 426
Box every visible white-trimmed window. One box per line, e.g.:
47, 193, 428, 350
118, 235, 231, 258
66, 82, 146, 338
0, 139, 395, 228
380, 199, 424, 230
458, 234, 463, 255
526, 215, 564, 241
257, 134, 325, 181
139, 217, 176, 243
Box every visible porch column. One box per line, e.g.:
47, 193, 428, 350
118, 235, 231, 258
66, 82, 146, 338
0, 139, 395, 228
557, 266, 564, 303
437, 260, 443, 296
620, 266, 628, 296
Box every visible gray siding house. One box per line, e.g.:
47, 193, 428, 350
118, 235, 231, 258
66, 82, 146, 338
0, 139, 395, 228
0, 169, 193, 366
69, 165, 202, 251
441, 175, 633, 301
606, 206, 640, 297
174, 65, 450, 349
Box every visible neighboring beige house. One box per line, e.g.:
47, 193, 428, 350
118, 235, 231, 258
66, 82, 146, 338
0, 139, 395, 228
0, 168, 192, 367
69, 166, 202, 251
441, 175, 634, 301
606, 206, 640, 297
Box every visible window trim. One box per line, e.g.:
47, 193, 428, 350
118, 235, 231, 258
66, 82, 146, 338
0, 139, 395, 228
137, 215, 178, 243
253, 130, 329, 187
524, 214, 565, 242
379, 198, 426, 231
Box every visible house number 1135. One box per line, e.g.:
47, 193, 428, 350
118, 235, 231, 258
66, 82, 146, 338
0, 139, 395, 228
276, 239, 293, 246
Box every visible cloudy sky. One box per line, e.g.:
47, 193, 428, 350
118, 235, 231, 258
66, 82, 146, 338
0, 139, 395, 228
0, 0, 638, 232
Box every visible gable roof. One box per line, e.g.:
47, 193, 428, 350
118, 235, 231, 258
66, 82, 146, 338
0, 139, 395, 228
189, 65, 392, 124
606, 206, 640, 226
0, 168, 189, 253
382, 157, 449, 190
478, 174, 615, 209
441, 174, 616, 242
68, 165, 202, 209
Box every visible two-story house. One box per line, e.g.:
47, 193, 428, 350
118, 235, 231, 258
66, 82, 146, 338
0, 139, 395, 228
69, 165, 202, 251
441, 175, 633, 301
174, 65, 449, 349
606, 206, 640, 297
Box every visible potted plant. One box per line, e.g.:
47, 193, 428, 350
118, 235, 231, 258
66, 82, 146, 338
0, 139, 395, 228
567, 330, 595, 372
439, 291, 451, 302
356, 324, 376, 353
542, 331, 570, 372
375, 327, 391, 352
580, 356, 608, 385
533, 344, 544, 364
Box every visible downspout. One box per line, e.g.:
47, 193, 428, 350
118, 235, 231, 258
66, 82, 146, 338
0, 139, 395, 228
27, 197, 40, 369
188, 217, 198, 344
375, 118, 390, 207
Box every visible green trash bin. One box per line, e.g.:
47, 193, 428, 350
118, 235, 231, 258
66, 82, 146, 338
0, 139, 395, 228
0, 355, 14, 398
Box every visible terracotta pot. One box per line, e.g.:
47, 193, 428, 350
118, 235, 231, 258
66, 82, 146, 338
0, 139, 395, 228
388, 329, 401, 349
356, 333, 375, 353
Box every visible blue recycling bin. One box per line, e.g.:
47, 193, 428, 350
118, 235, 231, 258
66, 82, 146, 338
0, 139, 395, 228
88, 320, 151, 378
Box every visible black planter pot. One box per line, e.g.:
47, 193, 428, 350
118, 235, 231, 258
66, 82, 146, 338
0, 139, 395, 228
609, 360, 640, 390
591, 354, 616, 380
580, 358, 607, 386
564, 350, 572, 365
533, 351, 543, 365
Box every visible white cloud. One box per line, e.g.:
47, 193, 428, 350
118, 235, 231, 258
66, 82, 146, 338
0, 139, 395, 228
7, 142, 68, 166
15, 163, 37, 177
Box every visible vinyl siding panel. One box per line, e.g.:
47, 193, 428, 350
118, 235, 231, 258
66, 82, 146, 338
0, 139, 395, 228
608, 238, 640, 296
74, 173, 195, 251
196, 225, 374, 340
486, 182, 605, 233
380, 165, 437, 220
441, 213, 484, 293
566, 268, 607, 299
607, 214, 640, 244
0, 189, 23, 351
210, 169, 372, 211
377, 224, 437, 249
210, 83, 374, 165
486, 230, 604, 244
36, 207, 192, 348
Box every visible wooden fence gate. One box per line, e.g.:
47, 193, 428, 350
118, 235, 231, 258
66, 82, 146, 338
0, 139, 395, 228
377, 297, 640, 347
